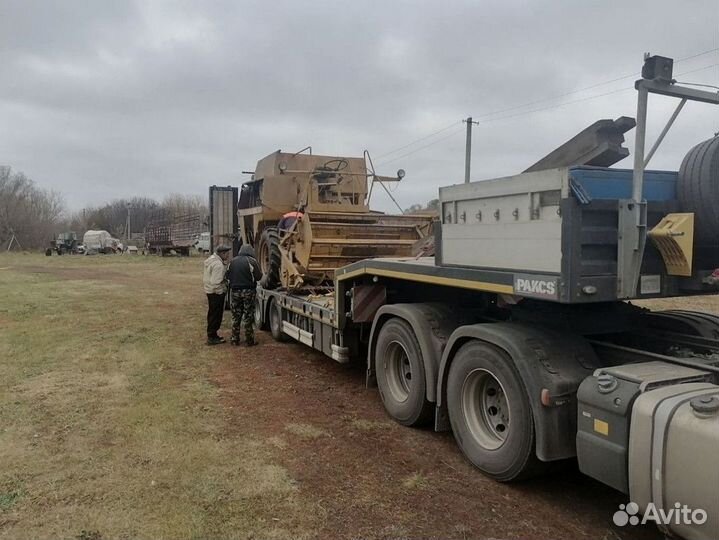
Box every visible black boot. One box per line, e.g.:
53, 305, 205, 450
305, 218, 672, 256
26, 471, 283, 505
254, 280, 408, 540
206, 335, 226, 346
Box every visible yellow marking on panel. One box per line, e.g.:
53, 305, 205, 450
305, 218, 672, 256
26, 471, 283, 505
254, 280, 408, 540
337, 267, 514, 294
594, 418, 609, 436
648, 212, 694, 277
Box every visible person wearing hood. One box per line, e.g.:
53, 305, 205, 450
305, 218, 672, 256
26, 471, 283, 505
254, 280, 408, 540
203, 244, 232, 345
226, 244, 262, 346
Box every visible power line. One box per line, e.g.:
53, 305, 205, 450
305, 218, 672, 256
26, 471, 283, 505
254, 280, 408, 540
376, 126, 465, 166
478, 63, 718, 125
373, 121, 460, 160
474, 47, 719, 120
377, 62, 718, 167
675, 47, 719, 64
373, 47, 719, 167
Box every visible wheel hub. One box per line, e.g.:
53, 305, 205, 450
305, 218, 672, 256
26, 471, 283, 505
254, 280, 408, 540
461, 368, 510, 450
384, 340, 412, 403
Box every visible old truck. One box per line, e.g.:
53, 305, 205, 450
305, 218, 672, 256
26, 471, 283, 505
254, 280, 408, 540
49, 231, 78, 255
218, 55, 719, 538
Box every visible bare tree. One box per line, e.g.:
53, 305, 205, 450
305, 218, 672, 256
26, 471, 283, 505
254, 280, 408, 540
69, 193, 209, 243
0, 166, 65, 249
404, 198, 439, 215
70, 197, 161, 239
161, 193, 208, 220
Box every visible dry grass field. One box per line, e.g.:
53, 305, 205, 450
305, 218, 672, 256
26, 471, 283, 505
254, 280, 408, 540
2, 252, 706, 539
0, 253, 314, 539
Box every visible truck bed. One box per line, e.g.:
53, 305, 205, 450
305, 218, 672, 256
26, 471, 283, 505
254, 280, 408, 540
337, 256, 514, 295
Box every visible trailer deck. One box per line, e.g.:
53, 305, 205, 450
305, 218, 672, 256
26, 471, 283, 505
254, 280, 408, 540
337, 257, 514, 294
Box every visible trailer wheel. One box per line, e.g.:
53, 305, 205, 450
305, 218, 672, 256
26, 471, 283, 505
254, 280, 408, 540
269, 299, 288, 342
375, 318, 433, 427
254, 295, 269, 331
258, 227, 281, 290
447, 340, 539, 481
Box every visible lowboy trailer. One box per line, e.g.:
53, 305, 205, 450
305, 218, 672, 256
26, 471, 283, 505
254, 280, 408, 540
248, 55, 719, 539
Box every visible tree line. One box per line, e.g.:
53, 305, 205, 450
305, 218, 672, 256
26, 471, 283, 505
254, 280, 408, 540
65, 193, 208, 241
404, 198, 439, 214
0, 167, 64, 250
1, 166, 208, 250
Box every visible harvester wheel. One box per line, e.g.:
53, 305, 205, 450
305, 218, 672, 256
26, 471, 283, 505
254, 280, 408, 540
258, 227, 281, 290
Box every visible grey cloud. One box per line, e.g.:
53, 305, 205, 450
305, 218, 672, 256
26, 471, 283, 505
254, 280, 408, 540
1, 0, 718, 213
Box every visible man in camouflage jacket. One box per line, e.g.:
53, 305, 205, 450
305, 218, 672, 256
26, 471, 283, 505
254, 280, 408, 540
226, 244, 262, 346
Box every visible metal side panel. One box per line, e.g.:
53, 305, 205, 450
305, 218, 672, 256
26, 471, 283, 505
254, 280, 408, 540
281, 321, 314, 346
439, 168, 566, 275
209, 186, 239, 254
439, 167, 569, 201
442, 221, 562, 273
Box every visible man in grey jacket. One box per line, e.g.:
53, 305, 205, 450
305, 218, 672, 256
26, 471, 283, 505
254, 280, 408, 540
203, 244, 231, 345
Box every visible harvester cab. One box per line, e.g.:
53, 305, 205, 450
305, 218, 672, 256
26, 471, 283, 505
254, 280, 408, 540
238, 149, 433, 290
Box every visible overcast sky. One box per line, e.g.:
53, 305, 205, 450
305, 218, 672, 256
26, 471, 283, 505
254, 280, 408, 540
1, 0, 718, 213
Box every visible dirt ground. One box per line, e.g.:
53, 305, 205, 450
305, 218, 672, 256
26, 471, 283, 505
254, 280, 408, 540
213, 329, 663, 540
1, 253, 693, 539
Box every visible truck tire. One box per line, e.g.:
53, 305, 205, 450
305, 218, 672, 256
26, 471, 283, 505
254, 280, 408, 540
258, 227, 281, 290
678, 135, 719, 245
269, 299, 288, 342
254, 295, 269, 331
375, 318, 433, 427
447, 340, 540, 481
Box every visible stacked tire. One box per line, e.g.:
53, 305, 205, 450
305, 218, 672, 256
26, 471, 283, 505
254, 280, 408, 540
678, 136, 719, 245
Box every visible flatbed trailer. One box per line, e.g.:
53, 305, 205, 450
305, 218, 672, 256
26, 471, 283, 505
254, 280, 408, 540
145, 213, 202, 256
249, 56, 719, 538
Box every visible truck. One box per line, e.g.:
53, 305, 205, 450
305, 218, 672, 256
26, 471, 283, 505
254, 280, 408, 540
194, 231, 211, 254
220, 55, 719, 539
48, 231, 78, 255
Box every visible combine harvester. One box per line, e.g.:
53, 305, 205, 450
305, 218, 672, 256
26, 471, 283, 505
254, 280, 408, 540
217, 54, 719, 538
237, 149, 434, 289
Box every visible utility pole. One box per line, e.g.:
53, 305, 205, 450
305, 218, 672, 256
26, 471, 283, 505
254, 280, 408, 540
463, 117, 479, 184
125, 203, 132, 240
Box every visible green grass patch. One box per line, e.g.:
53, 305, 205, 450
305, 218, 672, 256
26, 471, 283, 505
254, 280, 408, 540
0, 491, 20, 511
